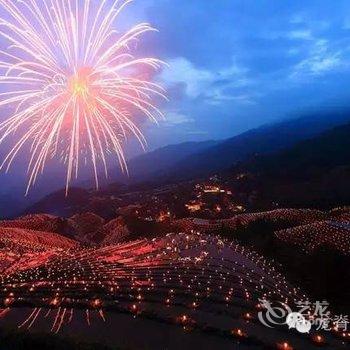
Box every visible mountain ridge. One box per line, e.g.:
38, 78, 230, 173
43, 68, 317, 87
229, 122, 350, 208
151, 110, 350, 182
21, 109, 350, 216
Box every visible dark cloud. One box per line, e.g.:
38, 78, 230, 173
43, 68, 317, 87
133, 0, 350, 147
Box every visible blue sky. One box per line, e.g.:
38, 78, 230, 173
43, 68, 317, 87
123, 0, 350, 149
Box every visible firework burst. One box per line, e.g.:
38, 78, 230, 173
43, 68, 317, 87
0, 0, 166, 194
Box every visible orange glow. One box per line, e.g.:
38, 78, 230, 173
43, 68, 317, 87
277, 342, 293, 350
68, 68, 92, 98
71, 78, 88, 96
244, 312, 253, 320
312, 334, 325, 344
232, 328, 247, 338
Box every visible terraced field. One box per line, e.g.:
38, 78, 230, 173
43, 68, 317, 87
0, 232, 348, 349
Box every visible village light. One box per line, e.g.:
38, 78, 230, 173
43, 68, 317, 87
276, 342, 293, 350
311, 334, 326, 346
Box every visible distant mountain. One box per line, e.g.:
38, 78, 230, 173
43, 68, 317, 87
82, 110, 350, 188
23, 109, 350, 216
23, 187, 91, 217
154, 110, 350, 181
243, 122, 350, 173
231, 122, 350, 208
107, 140, 219, 183
0, 193, 27, 219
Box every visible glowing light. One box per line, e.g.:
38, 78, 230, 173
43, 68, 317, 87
0, 0, 166, 194
277, 342, 293, 350
232, 328, 247, 338
0, 231, 303, 342
243, 312, 253, 320
311, 334, 325, 345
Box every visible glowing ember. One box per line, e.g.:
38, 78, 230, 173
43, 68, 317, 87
232, 328, 247, 338
0, 231, 313, 347
277, 342, 293, 350
311, 334, 326, 346
243, 312, 253, 321
181, 315, 188, 323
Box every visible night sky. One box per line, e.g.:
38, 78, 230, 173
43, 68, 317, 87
128, 0, 350, 148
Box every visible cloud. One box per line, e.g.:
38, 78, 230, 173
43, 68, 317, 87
291, 39, 343, 78
186, 130, 209, 136
162, 111, 194, 126
262, 29, 313, 41
308, 55, 341, 74
142, 0, 350, 147
160, 57, 214, 98
205, 90, 257, 106
287, 30, 313, 40
159, 57, 253, 104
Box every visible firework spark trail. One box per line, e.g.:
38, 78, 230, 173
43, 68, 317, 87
27, 307, 42, 330
0, 307, 10, 318
55, 307, 67, 333
18, 307, 38, 329
0, 0, 166, 194
51, 307, 62, 332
